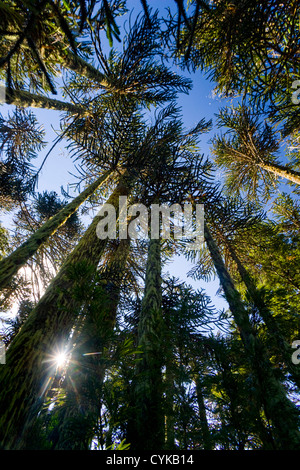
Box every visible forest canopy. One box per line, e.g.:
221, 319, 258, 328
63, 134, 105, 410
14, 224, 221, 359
0, 0, 300, 451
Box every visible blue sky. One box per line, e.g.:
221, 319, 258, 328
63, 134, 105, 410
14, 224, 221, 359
0, 1, 230, 313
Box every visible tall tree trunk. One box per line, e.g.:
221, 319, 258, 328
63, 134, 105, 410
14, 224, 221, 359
165, 352, 176, 450
164, 328, 176, 450
194, 377, 213, 450
258, 161, 300, 186
53, 238, 131, 450
5, 88, 83, 113
57, 49, 109, 89
164, 288, 176, 451
0, 175, 130, 449
204, 221, 300, 450
228, 244, 300, 390
0, 170, 111, 292
132, 238, 165, 451
210, 338, 276, 450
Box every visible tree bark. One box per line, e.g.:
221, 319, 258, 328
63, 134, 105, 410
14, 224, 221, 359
258, 161, 300, 186
204, 221, 300, 450
195, 377, 213, 450
228, 244, 300, 390
6, 88, 84, 114
133, 238, 165, 451
0, 175, 129, 449
53, 238, 131, 450
0, 170, 111, 292
58, 49, 109, 89
165, 353, 176, 450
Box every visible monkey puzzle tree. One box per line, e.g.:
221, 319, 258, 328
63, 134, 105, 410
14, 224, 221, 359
0, 11, 192, 295
204, 197, 300, 391
0, 167, 111, 293
202, 220, 300, 449
131, 237, 165, 451
0, 0, 126, 94
0, 107, 46, 210
3, 190, 85, 300
0, 94, 199, 449
0, 172, 132, 449
122, 114, 214, 451
212, 106, 300, 202
1, 0, 300, 452
165, 0, 300, 135
161, 278, 221, 450
2, 11, 191, 113
51, 103, 214, 450
38, 237, 132, 451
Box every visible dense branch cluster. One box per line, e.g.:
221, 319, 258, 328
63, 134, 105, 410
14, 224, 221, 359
0, 0, 299, 451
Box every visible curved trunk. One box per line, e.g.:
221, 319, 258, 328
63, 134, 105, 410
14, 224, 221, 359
204, 221, 300, 450
0, 170, 111, 291
0, 175, 130, 450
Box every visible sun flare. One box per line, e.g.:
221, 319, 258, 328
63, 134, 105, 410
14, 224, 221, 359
54, 352, 68, 368
45, 347, 69, 370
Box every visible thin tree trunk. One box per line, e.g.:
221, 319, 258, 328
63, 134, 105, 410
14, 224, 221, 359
204, 221, 300, 450
194, 377, 213, 450
6, 88, 84, 113
0, 170, 111, 292
204, 222, 254, 349
1, 30, 108, 89
165, 356, 176, 450
133, 238, 165, 451
258, 161, 300, 186
0, 175, 130, 449
209, 338, 276, 450
228, 244, 300, 390
57, 49, 109, 89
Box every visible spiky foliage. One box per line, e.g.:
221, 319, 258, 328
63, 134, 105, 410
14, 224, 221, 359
203, 221, 300, 449
4, 190, 83, 300
272, 193, 300, 234
205, 197, 300, 389
0, 172, 131, 449
186, 195, 262, 283
0, 0, 126, 93
161, 278, 224, 450
212, 106, 300, 202
81, 12, 192, 104
166, 1, 300, 130
0, 108, 46, 210
0, 171, 110, 293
